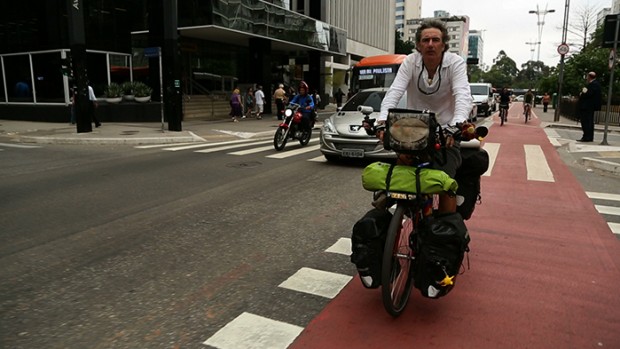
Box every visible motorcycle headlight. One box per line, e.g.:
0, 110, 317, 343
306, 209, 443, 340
285, 109, 293, 117
322, 118, 337, 134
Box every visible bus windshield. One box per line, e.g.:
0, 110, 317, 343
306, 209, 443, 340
349, 54, 406, 94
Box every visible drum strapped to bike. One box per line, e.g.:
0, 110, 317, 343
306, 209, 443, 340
383, 109, 439, 155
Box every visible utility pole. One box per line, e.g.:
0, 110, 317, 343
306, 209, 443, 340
525, 41, 540, 62
66, 0, 92, 133
554, 0, 570, 122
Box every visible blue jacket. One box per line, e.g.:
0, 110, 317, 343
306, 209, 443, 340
289, 94, 314, 114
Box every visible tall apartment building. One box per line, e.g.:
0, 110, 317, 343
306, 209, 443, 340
468, 30, 484, 68
395, 0, 422, 33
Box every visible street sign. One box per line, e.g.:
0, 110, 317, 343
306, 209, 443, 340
557, 43, 569, 55
144, 47, 161, 58
610, 49, 617, 70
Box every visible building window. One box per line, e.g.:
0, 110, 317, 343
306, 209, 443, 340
396, 15, 404, 20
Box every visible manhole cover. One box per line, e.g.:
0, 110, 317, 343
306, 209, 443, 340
120, 130, 139, 135
226, 161, 262, 168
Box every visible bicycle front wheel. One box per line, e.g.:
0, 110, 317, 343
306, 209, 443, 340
381, 204, 415, 317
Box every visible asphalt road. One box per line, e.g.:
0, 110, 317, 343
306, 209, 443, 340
0, 140, 370, 348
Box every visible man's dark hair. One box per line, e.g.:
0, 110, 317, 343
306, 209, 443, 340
415, 19, 450, 52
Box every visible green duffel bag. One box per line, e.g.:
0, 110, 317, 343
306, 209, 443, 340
362, 162, 458, 194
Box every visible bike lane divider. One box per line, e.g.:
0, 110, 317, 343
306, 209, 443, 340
289, 120, 620, 349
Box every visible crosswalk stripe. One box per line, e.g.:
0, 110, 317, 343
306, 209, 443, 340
203, 312, 303, 349
325, 238, 352, 255
594, 204, 620, 216
229, 145, 274, 155
266, 144, 320, 159
608, 222, 620, 235
135, 142, 197, 149
482, 142, 500, 176
587, 192, 620, 202
166, 138, 263, 151
308, 155, 327, 162
524, 144, 555, 182
278, 267, 352, 299
194, 139, 273, 153
0, 142, 41, 149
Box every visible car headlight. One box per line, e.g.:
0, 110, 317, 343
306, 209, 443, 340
322, 118, 337, 134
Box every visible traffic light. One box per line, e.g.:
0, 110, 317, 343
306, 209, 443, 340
60, 57, 72, 77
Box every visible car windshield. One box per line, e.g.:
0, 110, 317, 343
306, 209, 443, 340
341, 91, 385, 112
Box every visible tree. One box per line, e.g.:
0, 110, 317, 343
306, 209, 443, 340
567, 3, 601, 52
482, 51, 519, 88
395, 30, 415, 55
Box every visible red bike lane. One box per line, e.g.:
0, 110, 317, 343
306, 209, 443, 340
291, 111, 620, 349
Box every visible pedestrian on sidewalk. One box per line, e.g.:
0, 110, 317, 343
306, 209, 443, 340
244, 87, 254, 118
577, 71, 602, 142
88, 84, 101, 128
254, 85, 265, 120
274, 84, 286, 120
542, 92, 551, 112
230, 88, 243, 122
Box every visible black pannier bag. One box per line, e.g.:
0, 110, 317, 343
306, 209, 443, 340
413, 212, 470, 298
350, 208, 392, 288
455, 147, 489, 220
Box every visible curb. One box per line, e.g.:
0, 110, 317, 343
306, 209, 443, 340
581, 157, 620, 176
18, 134, 198, 145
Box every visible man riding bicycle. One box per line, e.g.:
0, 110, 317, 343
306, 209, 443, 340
374, 19, 472, 213
498, 87, 511, 123
523, 89, 534, 120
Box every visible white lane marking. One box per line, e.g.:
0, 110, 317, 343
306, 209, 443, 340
308, 155, 327, 162
203, 312, 303, 349
135, 142, 197, 149
325, 238, 351, 255
229, 145, 274, 155
0, 143, 42, 149
166, 138, 265, 151
278, 267, 352, 299
266, 143, 320, 159
194, 139, 272, 154
482, 142, 500, 176
524, 144, 555, 182
587, 192, 620, 202
608, 222, 620, 235
595, 205, 620, 216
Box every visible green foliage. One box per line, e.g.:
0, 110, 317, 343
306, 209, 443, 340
395, 30, 415, 55
133, 82, 153, 97
104, 83, 123, 98
121, 81, 137, 95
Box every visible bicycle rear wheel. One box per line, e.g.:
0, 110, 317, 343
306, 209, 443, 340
381, 204, 415, 317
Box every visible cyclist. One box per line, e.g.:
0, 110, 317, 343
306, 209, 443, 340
376, 19, 472, 213
523, 89, 534, 120
288, 81, 315, 132
498, 87, 511, 123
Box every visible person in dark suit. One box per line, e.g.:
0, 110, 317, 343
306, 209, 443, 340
577, 71, 602, 142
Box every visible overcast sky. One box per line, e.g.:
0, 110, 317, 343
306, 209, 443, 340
421, 0, 612, 69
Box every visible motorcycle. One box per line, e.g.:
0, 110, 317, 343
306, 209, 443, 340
273, 103, 312, 151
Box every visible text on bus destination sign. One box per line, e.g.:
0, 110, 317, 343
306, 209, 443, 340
359, 67, 394, 75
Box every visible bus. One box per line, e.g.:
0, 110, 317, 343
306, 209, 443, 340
349, 54, 407, 95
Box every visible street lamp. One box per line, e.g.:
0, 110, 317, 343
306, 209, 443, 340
529, 4, 555, 62
525, 41, 540, 62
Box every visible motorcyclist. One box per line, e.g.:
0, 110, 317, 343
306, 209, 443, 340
373, 19, 472, 213
288, 81, 315, 132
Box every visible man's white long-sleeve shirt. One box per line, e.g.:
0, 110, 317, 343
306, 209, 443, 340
379, 51, 472, 127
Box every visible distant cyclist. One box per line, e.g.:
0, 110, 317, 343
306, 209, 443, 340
523, 89, 534, 121
498, 87, 511, 123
